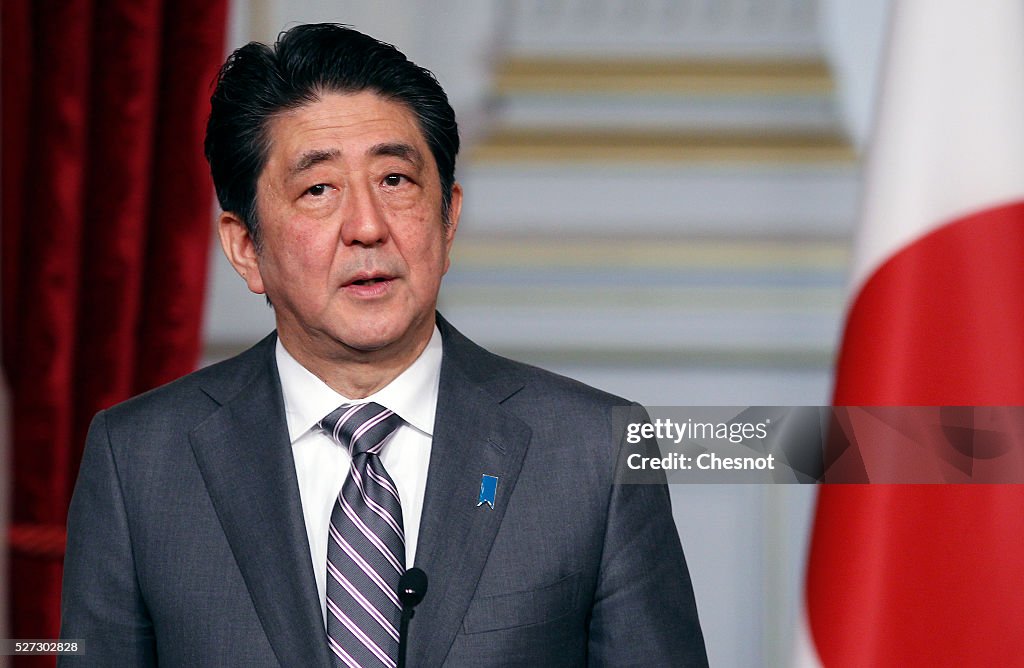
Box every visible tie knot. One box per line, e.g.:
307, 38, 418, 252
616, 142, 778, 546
318, 402, 403, 457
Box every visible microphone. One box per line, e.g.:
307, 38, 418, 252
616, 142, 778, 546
397, 567, 428, 668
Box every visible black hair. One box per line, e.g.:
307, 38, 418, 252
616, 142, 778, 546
204, 23, 460, 246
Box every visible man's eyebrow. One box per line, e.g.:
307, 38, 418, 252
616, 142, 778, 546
369, 142, 424, 167
288, 148, 341, 175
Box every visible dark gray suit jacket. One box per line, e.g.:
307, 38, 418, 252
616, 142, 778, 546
60, 316, 707, 666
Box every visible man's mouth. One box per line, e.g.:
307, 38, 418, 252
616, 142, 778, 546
343, 273, 395, 296
344, 270, 394, 285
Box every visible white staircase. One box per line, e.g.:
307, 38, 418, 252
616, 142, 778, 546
446, 0, 858, 408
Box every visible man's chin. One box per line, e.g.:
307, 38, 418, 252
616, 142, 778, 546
341, 339, 392, 355
334, 326, 417, 357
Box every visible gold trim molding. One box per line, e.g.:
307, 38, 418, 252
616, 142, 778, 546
495, 57, 835, 95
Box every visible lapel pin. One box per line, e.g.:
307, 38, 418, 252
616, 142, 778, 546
477, 474, 498, 509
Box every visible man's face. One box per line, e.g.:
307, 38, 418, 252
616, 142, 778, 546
225, 91, 460, 365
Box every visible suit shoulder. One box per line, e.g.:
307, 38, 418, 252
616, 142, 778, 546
495, 352, 632, 409
440, 319, 630, 418
439, 316, 635, 412
99, 335, 275, 435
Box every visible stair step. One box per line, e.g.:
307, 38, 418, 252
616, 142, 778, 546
495, 57, 834, 95
471, 128, 854, 163
457, 163, 859, 236
493, 92, 840, 133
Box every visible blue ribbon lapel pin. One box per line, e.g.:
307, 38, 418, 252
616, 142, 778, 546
477, 474, 498, 509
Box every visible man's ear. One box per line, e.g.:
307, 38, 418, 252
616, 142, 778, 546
218, 211, 266, 295
442, 183, 463, 273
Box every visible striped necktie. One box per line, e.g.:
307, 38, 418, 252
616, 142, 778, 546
319, 403, 405, 668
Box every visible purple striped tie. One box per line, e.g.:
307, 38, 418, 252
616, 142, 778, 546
319, 403, 405, 668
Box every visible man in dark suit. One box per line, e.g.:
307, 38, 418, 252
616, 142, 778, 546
60, 24, 707, 666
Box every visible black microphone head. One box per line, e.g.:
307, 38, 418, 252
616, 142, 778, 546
398, 567, 428, 608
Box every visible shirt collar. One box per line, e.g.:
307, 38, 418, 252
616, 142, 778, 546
275, 326, 442, 444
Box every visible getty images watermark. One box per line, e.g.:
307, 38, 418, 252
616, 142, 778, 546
613, 406, 1024, 484
625, 417, 776, 473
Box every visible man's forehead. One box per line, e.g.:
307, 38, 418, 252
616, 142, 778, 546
267, 91, 428, 156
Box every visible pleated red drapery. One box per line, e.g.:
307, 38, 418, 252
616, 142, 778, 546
1, 0, 229, 647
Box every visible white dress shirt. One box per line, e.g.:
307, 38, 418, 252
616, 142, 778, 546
275, 327, 442, 627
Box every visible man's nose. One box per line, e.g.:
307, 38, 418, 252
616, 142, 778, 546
340, 181, 389, 247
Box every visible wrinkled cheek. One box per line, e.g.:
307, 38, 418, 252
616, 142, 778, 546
278, 235, 334, 275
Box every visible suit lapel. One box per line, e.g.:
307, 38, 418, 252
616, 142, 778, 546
409, 323, 532, 666
189, 341, 330, 668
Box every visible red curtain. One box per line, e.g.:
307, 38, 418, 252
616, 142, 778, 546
1, 0, 229, 651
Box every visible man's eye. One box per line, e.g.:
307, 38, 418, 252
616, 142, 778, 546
307, 184, 330, 196
383, 174, 406, 187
